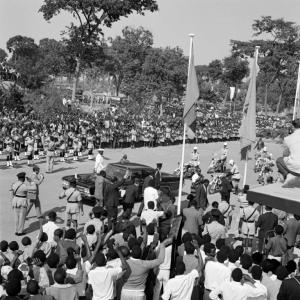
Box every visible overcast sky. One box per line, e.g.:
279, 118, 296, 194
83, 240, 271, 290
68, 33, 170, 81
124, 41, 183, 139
0, 0, 299, 65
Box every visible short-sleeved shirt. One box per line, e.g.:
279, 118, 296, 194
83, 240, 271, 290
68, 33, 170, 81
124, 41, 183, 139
61, 188, 82, 203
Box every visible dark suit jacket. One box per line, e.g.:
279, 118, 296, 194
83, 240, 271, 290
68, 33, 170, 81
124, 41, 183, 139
195, 184, 208, 209
104, 178, 125, 208
154, 169, 161, 189
277, 276, 300, 300
124, 184, 139, 204
257, 211, 278, 238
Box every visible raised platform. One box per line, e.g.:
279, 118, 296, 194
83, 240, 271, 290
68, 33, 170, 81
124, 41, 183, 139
247, 182, 300, 215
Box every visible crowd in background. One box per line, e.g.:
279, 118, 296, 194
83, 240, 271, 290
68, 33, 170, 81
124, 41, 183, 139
0, 103, 292, 167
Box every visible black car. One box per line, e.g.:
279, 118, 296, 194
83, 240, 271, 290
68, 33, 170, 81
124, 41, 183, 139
62, 162, 180, 202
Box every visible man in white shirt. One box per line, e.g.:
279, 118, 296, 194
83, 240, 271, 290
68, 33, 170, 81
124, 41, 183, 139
204, 251, 231, 298
94, 149, 104, 174
42, 211, 59, 244
87, 248, 129, 300
141, 201, 164, 225
203, 209, 226, 244
162, 261, 198, 300
209, 268, 267, 300
143, 183, 159, 210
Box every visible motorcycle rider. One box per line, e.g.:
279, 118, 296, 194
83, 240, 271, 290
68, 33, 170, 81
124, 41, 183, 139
229, 159, 241, 194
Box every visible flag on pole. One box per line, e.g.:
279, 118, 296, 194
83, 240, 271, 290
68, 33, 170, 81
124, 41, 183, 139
293, 63, 300, 121
183, 36, 199, 135
239, 47, 259, 160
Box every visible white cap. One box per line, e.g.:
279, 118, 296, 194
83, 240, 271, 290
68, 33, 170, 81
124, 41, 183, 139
193, 146, 198, 150
98, 148, 104, 152
263, 147, 267, 152
229, 159, 234, 165
224, 142, 228, 146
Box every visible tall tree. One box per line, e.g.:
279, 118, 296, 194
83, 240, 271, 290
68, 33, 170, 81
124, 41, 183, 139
39, 0, 158, 101
231, 16, 300, 115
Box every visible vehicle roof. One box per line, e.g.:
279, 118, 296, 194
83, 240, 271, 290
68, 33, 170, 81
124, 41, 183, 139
109, 162, 153, 170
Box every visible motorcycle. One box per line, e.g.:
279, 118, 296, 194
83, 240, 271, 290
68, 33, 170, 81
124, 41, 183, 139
173, 161, 199, 179
207, 173, 225, 194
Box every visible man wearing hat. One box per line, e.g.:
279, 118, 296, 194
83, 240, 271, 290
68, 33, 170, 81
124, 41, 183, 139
154, 163, 163, 190
10, 172, 31, 235
94, 148, 104, 174
59, 178, 83, 229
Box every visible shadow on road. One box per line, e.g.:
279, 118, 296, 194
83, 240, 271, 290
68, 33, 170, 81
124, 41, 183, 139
50, 167, 76, 173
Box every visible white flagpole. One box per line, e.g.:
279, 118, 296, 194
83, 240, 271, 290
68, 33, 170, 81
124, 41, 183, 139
177, 34, 194, 216
293, 62, 300, 121
242, 46, 259, 187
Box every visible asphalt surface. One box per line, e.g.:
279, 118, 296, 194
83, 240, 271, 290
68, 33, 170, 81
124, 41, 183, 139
0, 140, 283, 242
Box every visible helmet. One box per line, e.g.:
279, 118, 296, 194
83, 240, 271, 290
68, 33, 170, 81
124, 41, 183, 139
224, 142, 228, 146
229, 159, 234, 165
193, 146, 198, 150
263, 147, 267, 152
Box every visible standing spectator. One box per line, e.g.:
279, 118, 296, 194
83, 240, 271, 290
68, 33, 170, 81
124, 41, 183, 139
46, 268, 78, 300
87, 247, 130, 300
122, 178, 139, 219
83, 206, 104, 235
204, 251, 231, 299
26, 279, 53, 300
220, 174, 232, 203
203, 209, 226, 244
194, 179, 209, 210
161, 261, 199, 300
121, 239, 168, 299
46, 136, 56, 173
182, 200, 203, 235
42, 211, 59, 244
209, 268, 267, 300
265, 225, 288, 262
285, 214, 300, 260
257, 206, 278, 252
277, 260, 300, 300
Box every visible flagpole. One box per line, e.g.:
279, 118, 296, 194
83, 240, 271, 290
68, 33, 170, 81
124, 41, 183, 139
177, 34, 195, 216
241, 46, 259, 187
293, 61, 300, 121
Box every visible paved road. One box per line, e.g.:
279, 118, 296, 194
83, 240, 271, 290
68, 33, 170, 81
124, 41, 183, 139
0, 140, 282, 242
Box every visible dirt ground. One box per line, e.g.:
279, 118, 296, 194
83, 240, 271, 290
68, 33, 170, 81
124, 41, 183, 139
0, 140, 283, 242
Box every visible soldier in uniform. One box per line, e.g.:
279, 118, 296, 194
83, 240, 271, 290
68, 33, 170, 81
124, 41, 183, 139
59, 178, 83, 229
11, 172, 31, 236
25, 135, 34, 166
87, 132, 94, 160
26, 165, 44, 219
154, 163, 162, 190
5, 135, 13, 167
46, 136, 56, 173
80, 134, 87, 157
239, 201, 260, 238
13, 135, 21, 161
191, 146, 200, 167
67, 134, 73, 160
59, 135, 66, 162
73, 135, 79, 161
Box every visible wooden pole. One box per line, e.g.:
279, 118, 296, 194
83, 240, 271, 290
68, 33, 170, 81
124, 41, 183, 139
177, 123, 187, 215
293, 62, 300, 121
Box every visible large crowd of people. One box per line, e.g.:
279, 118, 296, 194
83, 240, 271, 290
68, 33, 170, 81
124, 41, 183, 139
1, 101, 300, 300
1, 163, 300, 300
0, 103, 292, 169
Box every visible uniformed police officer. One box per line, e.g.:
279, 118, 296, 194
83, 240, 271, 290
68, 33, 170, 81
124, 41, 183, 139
11, 172, 31, 235
239, 201, 260, 237
59, 178, 83, 229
